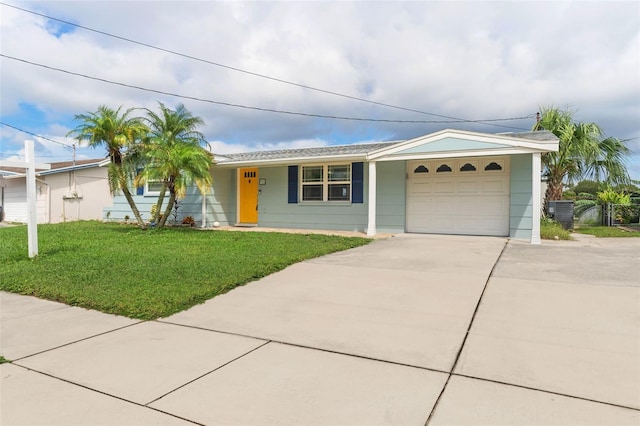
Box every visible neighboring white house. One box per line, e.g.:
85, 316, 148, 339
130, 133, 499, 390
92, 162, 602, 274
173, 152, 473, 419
0, 158, 111, 223
106, 129, 559, 243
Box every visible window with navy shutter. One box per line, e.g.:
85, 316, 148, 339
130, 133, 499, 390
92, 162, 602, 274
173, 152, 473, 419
290, 163, 362, 203
288, 165, 298, 203
351, 162, 363, 203
136, 168, 144, 195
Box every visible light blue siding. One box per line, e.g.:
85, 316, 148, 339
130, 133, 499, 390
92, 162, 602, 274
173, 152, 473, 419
396, 138, 510, 155
253, 162, 406, 233
203, 168, 236, 226
509, 154, 533, 240
256, 166, 368, 232
102, 169, 236, 226
376, 161, 406, 233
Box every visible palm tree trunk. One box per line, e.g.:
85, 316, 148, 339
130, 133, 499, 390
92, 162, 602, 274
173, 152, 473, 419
122, 186, 147, 230
158, 192, 175, 228
153, 182, 168, 223
116, 170, 146, 230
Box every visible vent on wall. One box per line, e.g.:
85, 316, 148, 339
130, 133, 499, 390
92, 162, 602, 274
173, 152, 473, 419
63, 191, 82, 199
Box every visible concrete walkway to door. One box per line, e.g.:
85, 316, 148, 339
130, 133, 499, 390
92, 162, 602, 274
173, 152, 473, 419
2, 234, 639, 425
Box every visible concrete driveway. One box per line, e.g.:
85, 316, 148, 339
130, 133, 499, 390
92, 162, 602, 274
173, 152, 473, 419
1, 234, 639, 425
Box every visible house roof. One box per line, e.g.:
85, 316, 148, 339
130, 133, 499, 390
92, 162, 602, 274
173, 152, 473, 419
214, 141, 400, 166
214, 129, 558, 167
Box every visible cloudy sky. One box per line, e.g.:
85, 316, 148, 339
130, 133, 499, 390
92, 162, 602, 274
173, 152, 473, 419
1, 1, 639, 180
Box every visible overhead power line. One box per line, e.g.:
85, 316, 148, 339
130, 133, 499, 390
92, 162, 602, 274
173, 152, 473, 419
0, 121, 74, 148
1, 54, 535, 126
2, 2, 529, 130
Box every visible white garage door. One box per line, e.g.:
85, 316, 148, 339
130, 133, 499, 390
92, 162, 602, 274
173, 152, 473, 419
406, 157, 510, 236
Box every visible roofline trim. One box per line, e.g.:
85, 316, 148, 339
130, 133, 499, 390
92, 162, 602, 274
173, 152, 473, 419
38, 162, 104, 176
367, 128, 558, 160
214, 152, 369, 167
372, 146, 555, 162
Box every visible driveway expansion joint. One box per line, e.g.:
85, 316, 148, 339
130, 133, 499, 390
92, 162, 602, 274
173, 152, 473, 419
6, 363, 202, 425
425, 239, 509, 425
144, 340, 272, 406
157, 319, 451, 375
451, 372, 640, 413
8, 320, 145, 362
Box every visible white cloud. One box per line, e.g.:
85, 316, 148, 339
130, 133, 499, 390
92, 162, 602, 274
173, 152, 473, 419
1, 1, 639, 178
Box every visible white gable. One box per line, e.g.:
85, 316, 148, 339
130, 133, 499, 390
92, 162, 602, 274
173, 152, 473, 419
368, 129, 558, 161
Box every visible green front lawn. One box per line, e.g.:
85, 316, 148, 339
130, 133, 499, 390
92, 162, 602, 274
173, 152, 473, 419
0, 222, 370, 320
574, 226, 640, 238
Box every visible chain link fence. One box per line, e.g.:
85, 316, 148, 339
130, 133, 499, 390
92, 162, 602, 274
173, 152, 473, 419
602, 203, 640, 227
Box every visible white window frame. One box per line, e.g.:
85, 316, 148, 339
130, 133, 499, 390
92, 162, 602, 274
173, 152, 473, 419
145, 180, 166, 196
300, 163, 351, 203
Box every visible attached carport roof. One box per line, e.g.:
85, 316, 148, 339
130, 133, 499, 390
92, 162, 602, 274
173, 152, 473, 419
213, 129, 558, 167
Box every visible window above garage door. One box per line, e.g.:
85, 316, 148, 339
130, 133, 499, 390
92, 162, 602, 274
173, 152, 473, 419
409, 158, 507, 176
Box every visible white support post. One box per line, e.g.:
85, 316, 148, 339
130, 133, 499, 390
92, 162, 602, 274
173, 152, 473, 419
531, 152, 542, 244
366, 161, 377, 236
25, 140, 39, 257
1, 141, 50, 258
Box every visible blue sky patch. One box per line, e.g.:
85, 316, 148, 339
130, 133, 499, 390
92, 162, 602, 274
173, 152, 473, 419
45, 19, 76, 38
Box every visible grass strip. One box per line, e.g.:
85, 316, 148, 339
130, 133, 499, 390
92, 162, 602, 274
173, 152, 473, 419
1, 221, 370, 319
574, 226, 640, 238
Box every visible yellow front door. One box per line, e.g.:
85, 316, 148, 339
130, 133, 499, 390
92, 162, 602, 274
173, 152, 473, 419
238, 168, 259, 224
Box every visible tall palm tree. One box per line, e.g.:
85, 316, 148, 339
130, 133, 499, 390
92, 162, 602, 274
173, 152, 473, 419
532, 107, 630, 204
67, 105, 148, 229
138, 102, 212, 227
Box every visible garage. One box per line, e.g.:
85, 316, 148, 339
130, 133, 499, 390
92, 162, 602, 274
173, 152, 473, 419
406, 156, 510, 236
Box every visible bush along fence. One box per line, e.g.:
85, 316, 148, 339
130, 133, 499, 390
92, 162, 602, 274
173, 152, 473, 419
602, 203, 640, 227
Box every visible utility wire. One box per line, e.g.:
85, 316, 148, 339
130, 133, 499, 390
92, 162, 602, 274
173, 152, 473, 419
0, 121, 74, 148
1, 2, 530, 130
1, 54, 535, 125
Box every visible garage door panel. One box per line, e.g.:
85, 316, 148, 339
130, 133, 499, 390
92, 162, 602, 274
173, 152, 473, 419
410, 181, 432, 194
407, 157, 510, 236
457, 180, 480, 193
434, 181, 455, 193
482, 179, 507, 193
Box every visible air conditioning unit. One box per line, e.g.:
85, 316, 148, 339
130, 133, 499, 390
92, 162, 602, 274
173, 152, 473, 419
547, 200, 574, 230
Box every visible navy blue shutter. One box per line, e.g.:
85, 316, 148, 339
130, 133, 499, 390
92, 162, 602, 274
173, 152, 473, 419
352, 162, 364, 203
136, 168, 144, 195
288, 165, 298, 203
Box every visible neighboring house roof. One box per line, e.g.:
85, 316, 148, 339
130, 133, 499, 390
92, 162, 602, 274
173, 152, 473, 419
214, 129, 559, 167
38, 158, 108, 176
0, 158, 106, 177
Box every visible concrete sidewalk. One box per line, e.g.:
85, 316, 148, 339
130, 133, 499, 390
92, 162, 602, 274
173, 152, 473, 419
1, 234, 639, 425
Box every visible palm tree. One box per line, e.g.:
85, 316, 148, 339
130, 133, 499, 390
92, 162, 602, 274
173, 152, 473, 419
532, 107, 631, 204
67, 105, 148, 229
138, 102, 212, 227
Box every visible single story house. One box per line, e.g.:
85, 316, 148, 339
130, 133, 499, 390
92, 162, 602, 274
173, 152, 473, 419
0, 158, 111, 223
105, 129, 558, 244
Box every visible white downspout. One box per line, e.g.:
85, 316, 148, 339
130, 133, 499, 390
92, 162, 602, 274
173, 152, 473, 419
366, 161, 377, 236
531, 152, 542, 244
